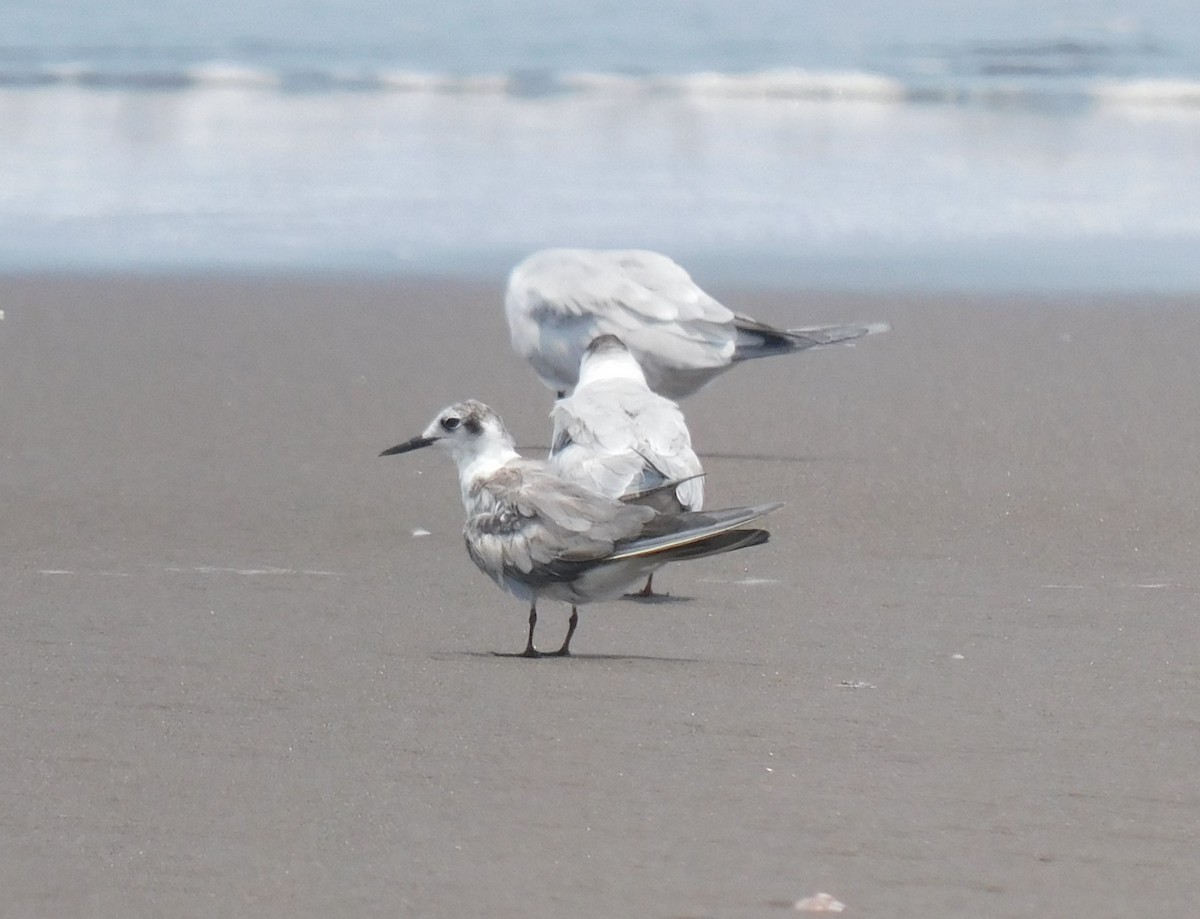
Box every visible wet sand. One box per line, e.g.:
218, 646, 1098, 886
1, 274, 1198, 917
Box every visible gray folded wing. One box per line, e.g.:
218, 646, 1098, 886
508, 248, 738, 375
550, 378, 704, 510
465, 463, 655, 584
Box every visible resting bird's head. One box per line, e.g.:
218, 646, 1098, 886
380, 400, 515, 471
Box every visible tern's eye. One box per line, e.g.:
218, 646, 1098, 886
441, 416, 461, 431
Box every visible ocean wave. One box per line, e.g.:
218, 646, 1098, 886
2, 62, 1200, 110
647, 69, 907, 100
1094, 78, 1200, 107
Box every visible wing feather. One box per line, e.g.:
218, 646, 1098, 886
506, 248, 739, 392
550, 378, 704, 511
466, 461, 655, 584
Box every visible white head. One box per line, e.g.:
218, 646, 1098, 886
576, 335, 648, 388
380, 400, 518, 484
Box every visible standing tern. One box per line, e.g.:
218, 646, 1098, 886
506, 247, 888, 399
380, 400, 780, 657
550, 334, 704, 596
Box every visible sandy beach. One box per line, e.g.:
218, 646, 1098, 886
1, 273, 1197, 918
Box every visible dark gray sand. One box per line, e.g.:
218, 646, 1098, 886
2, 275, 1198, 917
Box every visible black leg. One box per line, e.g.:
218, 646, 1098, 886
625, 573, 664, 598
519, 603, 541, 657
489, 599, 547, 657
550, 606, 578, 657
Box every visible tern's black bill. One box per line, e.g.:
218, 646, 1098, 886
379, 434, 436, 456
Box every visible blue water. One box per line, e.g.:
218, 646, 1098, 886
2, 0, 1199, 289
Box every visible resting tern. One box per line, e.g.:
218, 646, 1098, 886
550, 334, 704, 596
380, 400, 779, 656
506, 247, 888, 398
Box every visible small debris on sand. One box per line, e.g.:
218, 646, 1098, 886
794, 891, 846, 912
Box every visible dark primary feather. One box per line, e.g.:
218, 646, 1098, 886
619, 474, 705, 515
654, 527, 770, 561
607, 502, 782, 560
732, 315, 878, 361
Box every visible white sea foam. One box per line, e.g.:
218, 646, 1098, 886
376, 69, 446, 91
1094, 78, 1200, 107
8, 61, 1200, 114
660, 68, 907, 101
559, 71, 644, 94
187, 62, 279, 89
377, 70, 511, 94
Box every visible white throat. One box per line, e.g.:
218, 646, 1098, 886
449, 436, 520, 504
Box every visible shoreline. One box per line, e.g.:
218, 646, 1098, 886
6, 245, 1200, 295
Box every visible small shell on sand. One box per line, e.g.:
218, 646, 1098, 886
794, 892, 846, 912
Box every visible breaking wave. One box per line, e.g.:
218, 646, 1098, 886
1, 60, 1199, 110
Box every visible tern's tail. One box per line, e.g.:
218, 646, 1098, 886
607, 502, 782, 563
733, 317, 890, 361
650, 527, 770, 562
620, 473, 705, 514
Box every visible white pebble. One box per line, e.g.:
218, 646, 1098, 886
795, 892, 845, 912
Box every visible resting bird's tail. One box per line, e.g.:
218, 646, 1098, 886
608, 502, 782, 562
620, 472, 705, 514
650, 527, 770, 562
733, 317, 890, 361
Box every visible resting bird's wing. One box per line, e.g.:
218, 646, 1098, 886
549, 397, 650, 500
506, 248, 739, 393
622, 389, 705, 511
465, 462, 654, 582
550, 380, 704, 510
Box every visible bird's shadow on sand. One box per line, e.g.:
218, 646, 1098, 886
620, 592, 694, 605
440, 650, 701, 664
426, 593, 704, 663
